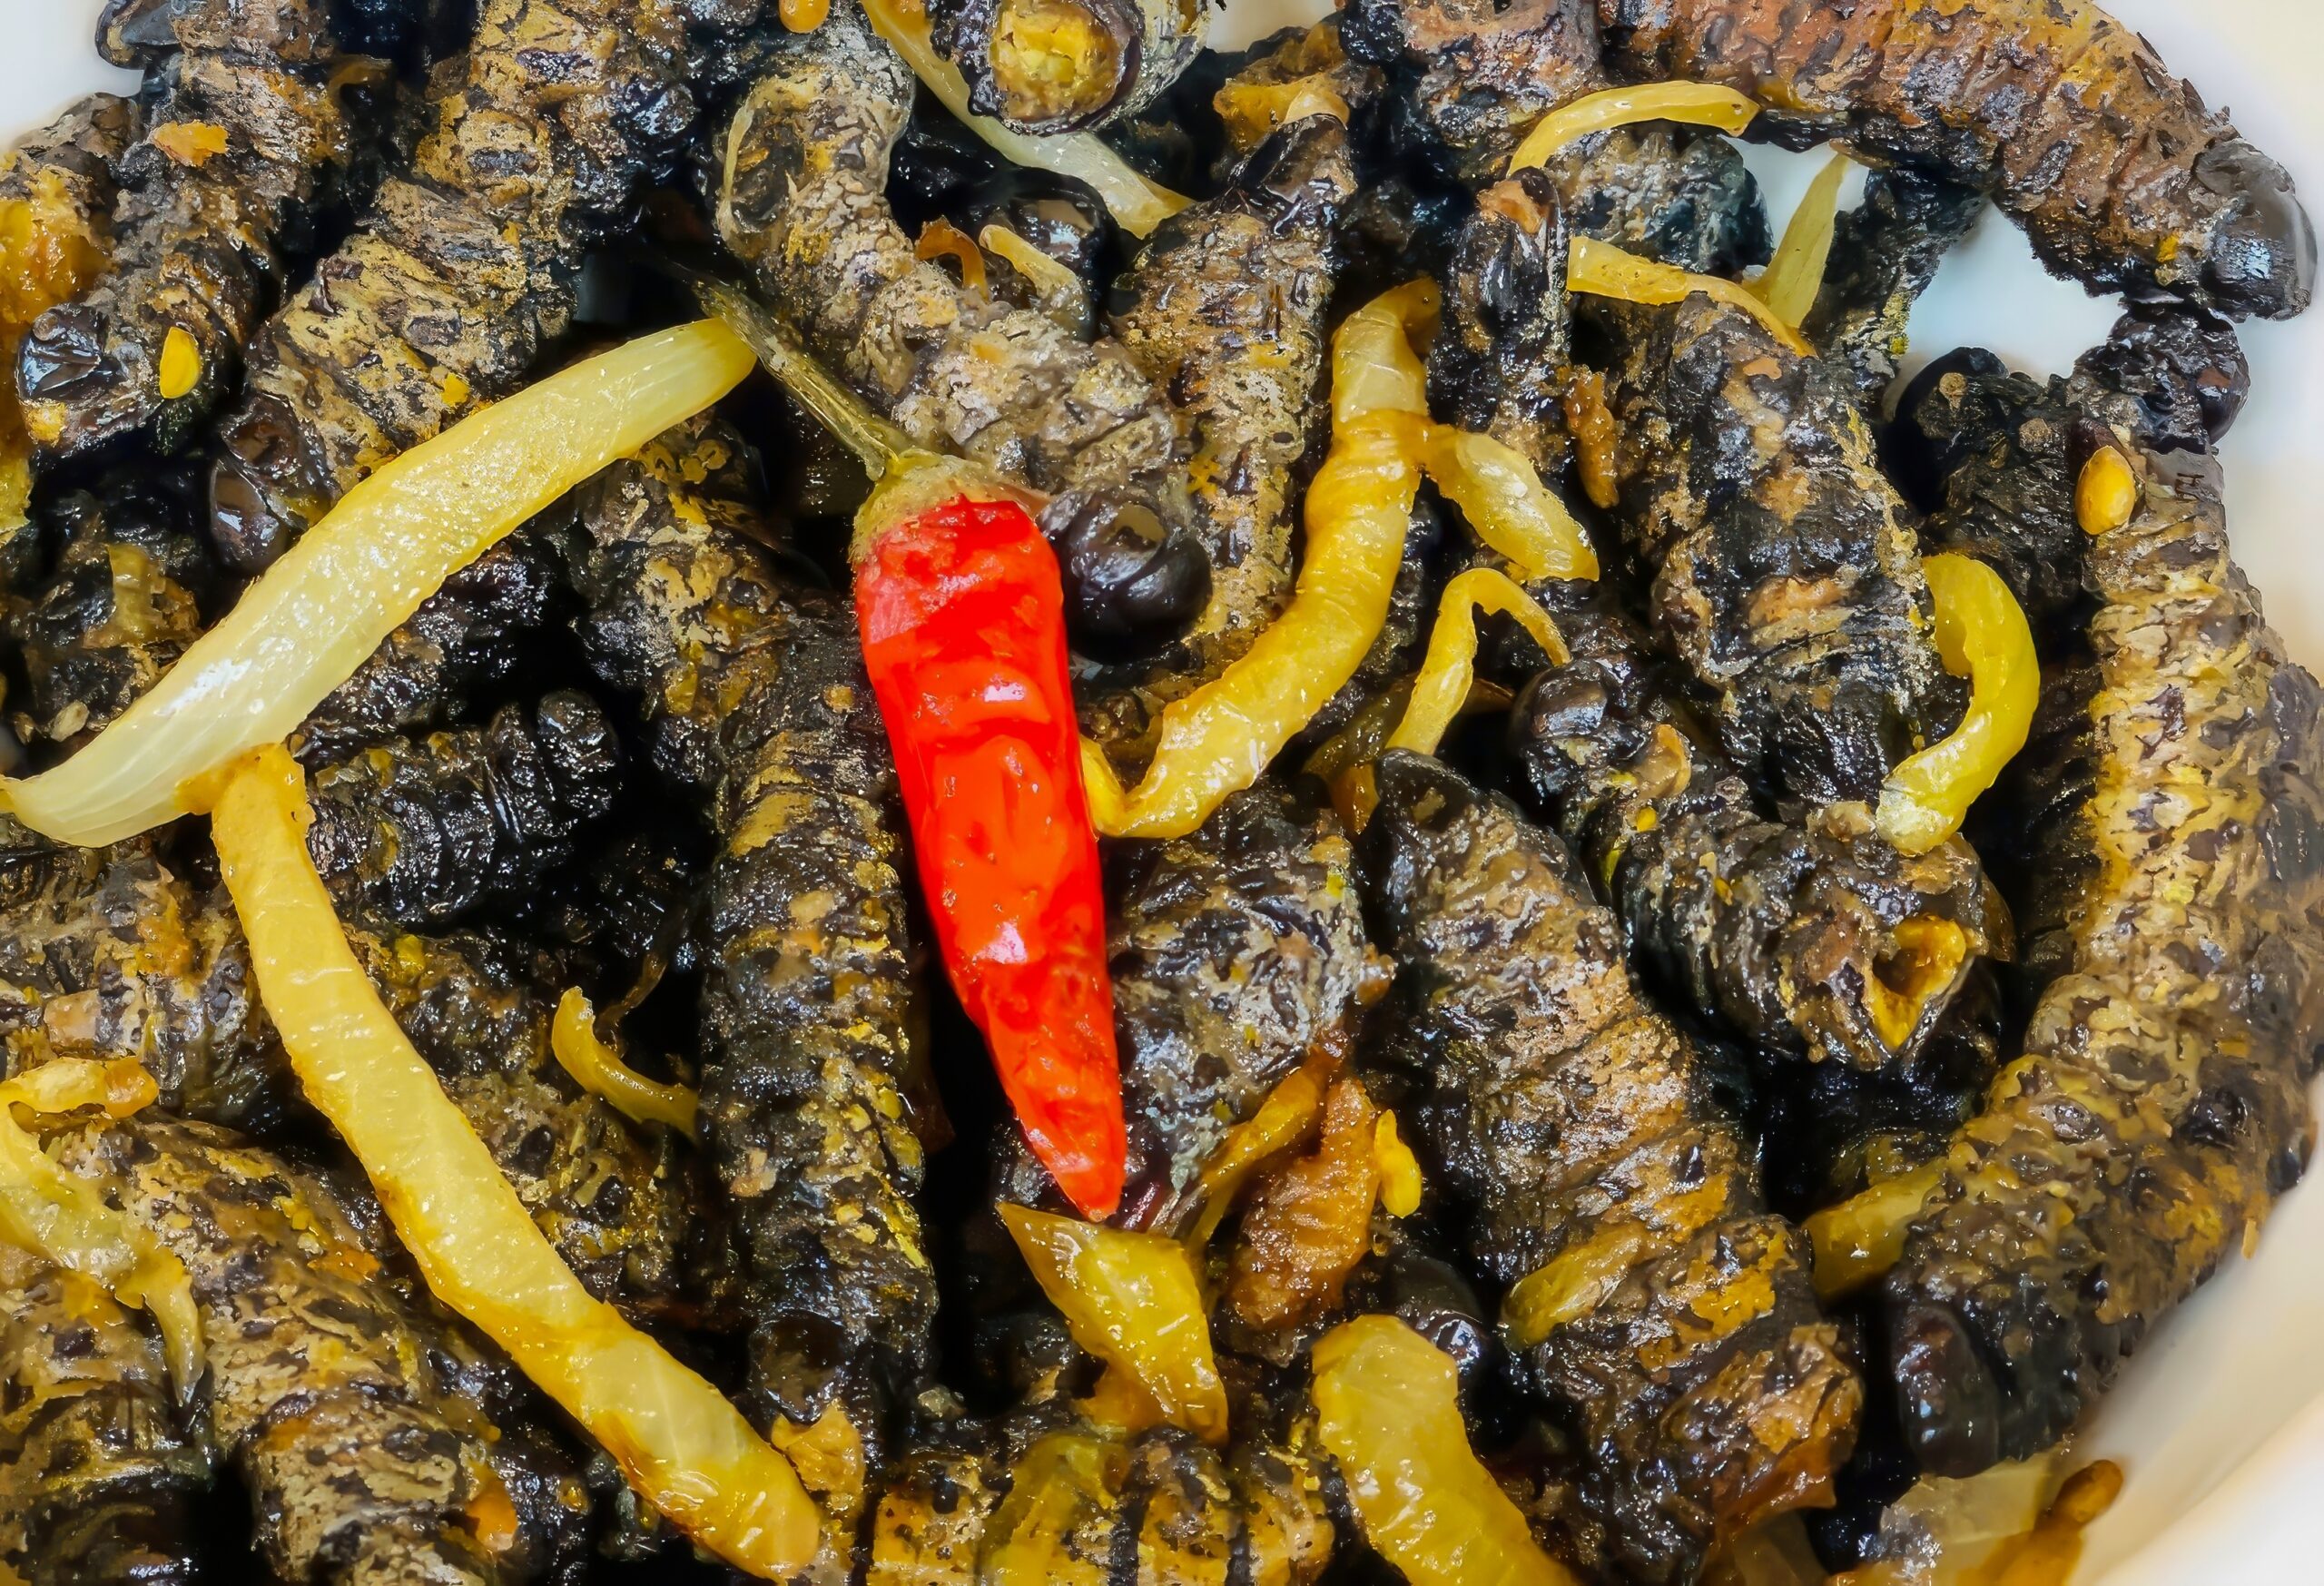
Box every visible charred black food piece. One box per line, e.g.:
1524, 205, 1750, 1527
566, 419, 935, 1461
22, 0, 368, 458
1595, 0, 2318, 318
1365, 752, 1859, 1583
0, 1244, 208, 1586
1880, 443, 2324, 1475
54, 1114, 589, 1586
207, 0, 735, 569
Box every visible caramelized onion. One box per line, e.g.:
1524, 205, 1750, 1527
1507, 83, 1759, 176
1389, 569, 1569, 761
1000, 1203, 1228, 1443
4, 322, 754, 847
1568, 235, 1812, 355
1753, 153, 1849, 330
212, 745, 817, 1579
1081, 281, 1439, 838
1876, 553, 2039, 855
550, 990, 700, 1139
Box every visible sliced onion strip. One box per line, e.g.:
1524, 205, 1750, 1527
3, 321, 755, 847
1508, 83, 1758, 175
212, 745, 817, 1580
1875, 553, 2039, 856
1752, 153, 1850, 330
1568, 235, 1812, 355
550, 990, 700, 1139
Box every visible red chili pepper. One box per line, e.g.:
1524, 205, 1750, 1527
855, 494, 1126, 1218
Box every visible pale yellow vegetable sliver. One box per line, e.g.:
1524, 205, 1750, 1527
1313, 1315, 1581, 1586
1875, 553, 2040, 855
1568, 235, 1812, 355
3, 321, 756, 847
551, 990, 701, 1139
1387, 569, 1568, 760
1752, 152, 1850, 330
1507, 83, 1758, 175
212, 745, 817, 1580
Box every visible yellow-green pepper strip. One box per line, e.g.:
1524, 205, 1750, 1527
1507, 83, 1758, 176
861, 0, 1189, 237
1568, 235, 1812, 356
1753, 152, 1850, 330
2, 322, 755, 847
550, 990, 701, 1140
1313, 1315, 1581, 1586
1875, 553, 2040, 855
212, 745, 819, 1580
1388, 569, 1569, 761
1000, 1204, 1229, 1443
1083, 281, 1438, 839
0, 1059, 202, 1398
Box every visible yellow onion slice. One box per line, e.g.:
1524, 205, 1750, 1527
211, 745, 817, 1580
0, 1059, 202, 1397
1389, 569, 1569, 761
1875, 553, 2039, 855
1082, 281, 1439, 839
981, 1431, 1126, 1586
1803, 1157, 1947, 1300
861, 0, 1189, 237
550, 990, 700, 1139
1421, 427, 1599, 581
1568, 235, 1811, 355
4, 322, 755, 847
1184, 1053, 1333, 1250
999, 1203, 1228, 1443
1508, 83, 1759, 175
1752, 153, 1849, 330
1312, 1315, 1579, 1586
1373, 1110, 1422, 1217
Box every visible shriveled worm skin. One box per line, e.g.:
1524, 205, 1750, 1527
1883, 448, 2324, 1477
1343, 0, 1768, 275
9, 470, 214, 753
0, 1245, 209, 1586
998, 779, 1380, 1230
929, 0, 1206, 133
1080, 103, 1362, 760
54, 1115, 588, 1586
701, 584, 936, 1424
715, 0, 1186, 542
562, 418, 786, 793
865, 1415, 1333, 1584
343, 922, 710, 1323
1803, 169, 1984, 415
566, 421, 936, 1433
205, 0, 726, 570
1517, 597, 2004, 1077
0, 841, 285, 1129
18, 0, 364, 460
1596, 0, 2317, 319
306, 692, 624, 928
1431, 169, 1571, 471
292, 527, 567, 765
1598, 295, 1949, 809
1364, 752, 1858, 1584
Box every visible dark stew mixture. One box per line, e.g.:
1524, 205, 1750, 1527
0, 0, 2313, 1581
